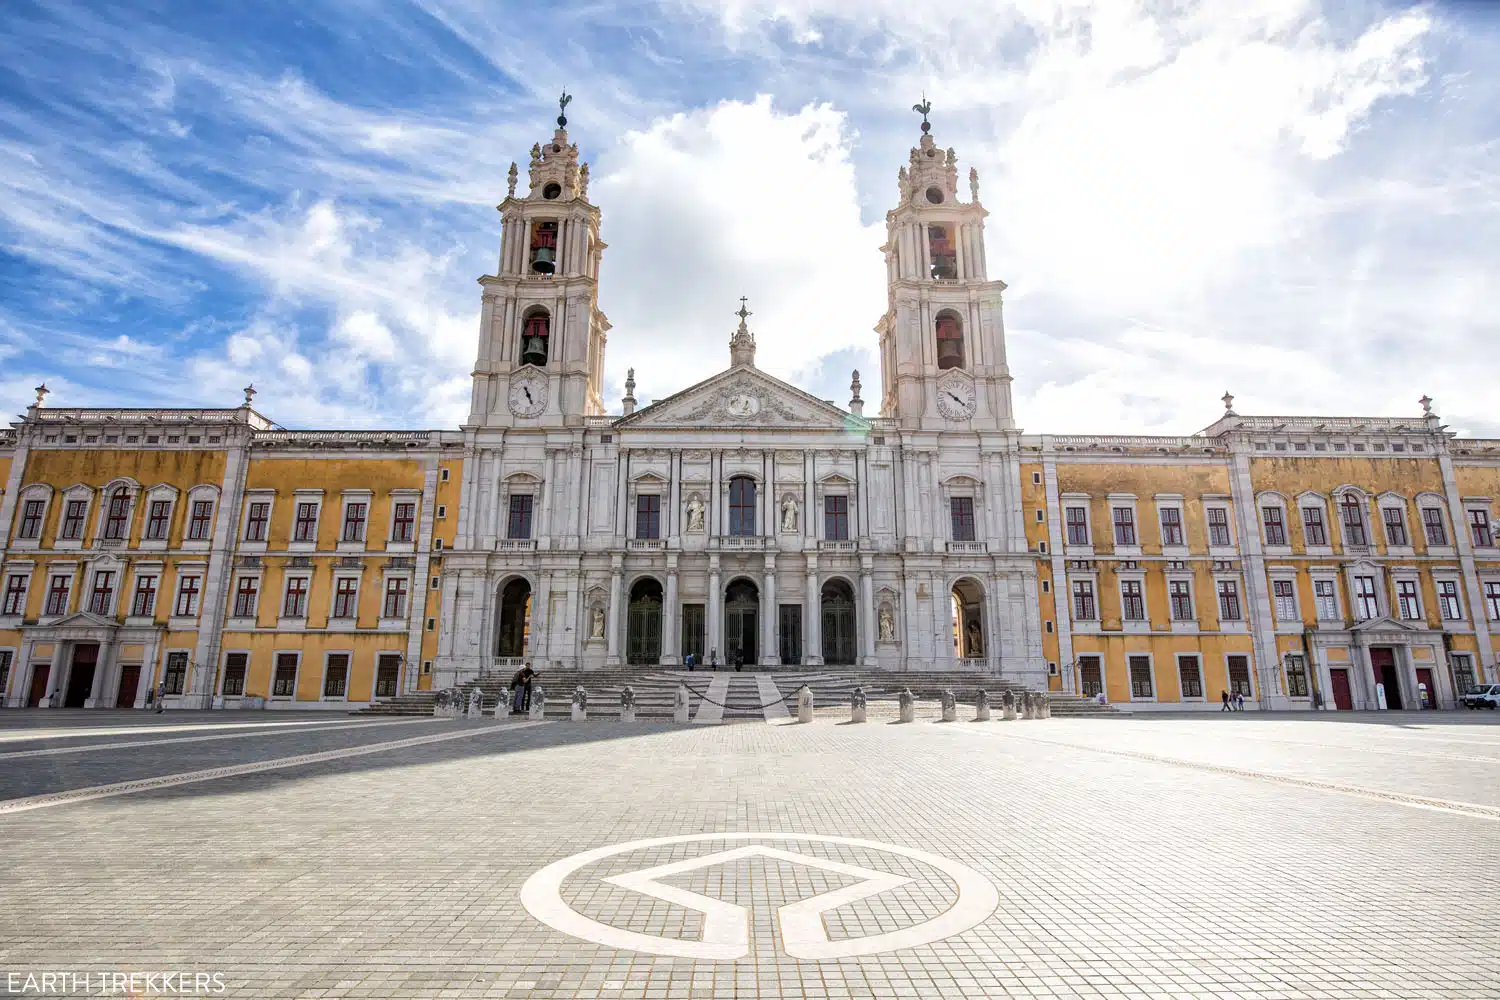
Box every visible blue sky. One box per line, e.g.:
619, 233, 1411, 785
2, 0, 1497, 434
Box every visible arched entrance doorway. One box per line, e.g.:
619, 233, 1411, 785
951, 578, 986, 661
495, 578, 531, 658
725, 579, 759, 667
821, 579, 857, 665
627, 578, 663, 665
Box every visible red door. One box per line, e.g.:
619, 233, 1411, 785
1416, 667, 1435, 709
116, 664, 141, 708
1329, 668, 1353, 711
28, 665, 50, 707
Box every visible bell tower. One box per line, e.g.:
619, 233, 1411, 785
468, 92, 610, 427
875, 100, 1014, 430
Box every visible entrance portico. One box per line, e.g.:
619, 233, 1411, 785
5, 612, 162, 709
1309, 617, 1452, 711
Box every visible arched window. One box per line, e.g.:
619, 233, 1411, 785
935, 310, 964, 370
1340, 493, 1367, 547
520, 309, 550, 367
627, 578, 663, 665
728, 477, 757, 536
529, 221, 558, 274
927, 224, 956, 279
103, 488, 131, 540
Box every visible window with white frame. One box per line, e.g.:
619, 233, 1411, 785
507, 494, 535, 539
636, 493, 663, 540
1227, 655, 1253, 697
1206, 507, 1232, 547
163, 651, 188, 695
174, 574, 201, 618
1217, 580, 1242, 621
130, 574, 158, 617
1468, 508, 1493, 547
294, 501, 321, 542
283, 576, 310, 618
1451, 653, 1477, 695
1313, 579, 1339, 620
231, 576, 259, 619
1381, 505, 1408, 547
1301, 504, 1328, 546
949, 497, 976, 542
87, 570, 115, 615
272, 652, 298, 697
144, 499, 173, 540
1111, 506, 1136, 546
332, 577, 359, 619
187, 498, 215, 541
391, 500, 417, 543
1064, 505, 1089, 546
44, 573, 72, 616
1120, 580, 1145, 621
1261, 506, 1286, 546
1354, 575, 1379, 620
1128, 655, 1154, 698
59, 498, 88, 540
17, 497, 46, 539
1340, 495, 1367, 547
1177, 654, 1203, 698
383, 577, 409, 619
1421, 507, 1448, 546
1271, 579, 1297, 622
222, 653, 248, 697
1437, 579, 1463, 620
1395, 579, 1422, 620
1485, 581, 1500, 621
1158, 507, 1184, 547
2, 574, 28, 616
341, 498, 369, 542
823, 495, 849, 541
1284, 654, 1310, 697
244, 500, 271, 542
323, 653, 350, 699
1168, 580, 1193, 620
1072, 580, 1096, 620
102, 489, 132, 540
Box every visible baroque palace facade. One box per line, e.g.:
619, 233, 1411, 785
2, 111, 1498, 713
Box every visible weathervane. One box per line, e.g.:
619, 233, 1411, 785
557, 90, 572, 128
912, 93, 932, 134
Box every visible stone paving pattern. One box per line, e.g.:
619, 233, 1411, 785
0, 710, 1497, 998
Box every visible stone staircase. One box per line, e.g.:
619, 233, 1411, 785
355, 666, 1114, 720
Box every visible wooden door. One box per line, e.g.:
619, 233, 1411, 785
28, 665, 50, 707
1329, 668, 1352, 710
116, 664, 141, 708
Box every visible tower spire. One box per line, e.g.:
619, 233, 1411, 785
729, 297, 756, 367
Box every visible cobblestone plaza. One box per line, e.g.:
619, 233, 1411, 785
2, 711, 1498, 999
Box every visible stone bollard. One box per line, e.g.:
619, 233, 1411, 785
620, 685, 637, 723
571, 685, 588, 722
974, 689, 991, 722
1002, 689, 1016, 721
674, 684, 691, 723
850, 686, 867, 724
940, 689, 957, 723
495, 688, 511, 721
1040, 692, 1051, 719
1022, 691, 1035, 720
528, 685, 546, 721
467, 688, 484, 719
898, 688, 916, 723
796, 685, 814, 723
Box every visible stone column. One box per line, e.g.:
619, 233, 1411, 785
707, 555, 722, 667
662, 556, 680, 665
605, 558, 623, 666
41, 641, 66, 707
859, 557, 877, 666
805, 557, 822, 666
761, 554, 779, 666
86, 640, 114, 709
533, 571, 553, 665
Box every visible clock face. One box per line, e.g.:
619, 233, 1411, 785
936, 378, 976, 420
725, 392, 761, 418
509, 373, 548, 418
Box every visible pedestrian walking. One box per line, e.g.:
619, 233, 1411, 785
1235, 691, 1245, 711
685, 652, 695, 672
155, 682, 166, 714
1220, 690, 1231, 712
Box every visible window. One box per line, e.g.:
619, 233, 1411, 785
1227, 655, 1253, 697
174, 575, 201, 617
1341, 495, 1366, 546
163, 651, 188, 695
1302, 506, 1327, 546
375, 654, 401, 698
1169, 580, 1193, 621
324, 654, 349, 699
1272, 580, 1296, 622
1396, 580, 1421, 620
342, 502, 368, 542
0, 651, 10, 701
729, 477, 757, 536
1121, 580, 1145, 621
187, 499, 215, 540
934, 310, 964, 367
44, 574, 71, 616
1354, 575, 1379, 620
1178, 655, 1203, 698
3, 575, 28, 616
1284, 654, 1309, 697
824, 495, 849, 541
1314, 579, 1339, 620
294, 502, 320, 542
232, 577, 259, 619
1065, 506, 1089, 545
950, 497, 976, 542
1112, 507, 1136, 546
244, 502, 270, 541
507, 494, 534, 539
283, 577, 309, 619
273, 653, 298, 697
1469, 509, 1493, 547
145, 500, 172, 540
86, 571, 114, 615
1217, 580, 1242, 621
1207, 507, 1232, 547
1437, 579, 1463, 620
1485, 581, 1500, 621
60, 499, 87, 540
18, 499, 45, 539
1422, 507, 1447, 546
333, 577, 359, 619
131, 575, 157, 617
635, 494, 661, 540
1159, 508, 1183, 546
1072, 580, 1096, 620
103, 491, 130, 539
222, 653, 247, 697
1452, 654, 1477, 696
392, 502, 416, 542
1382, 507, 1407, 547
1260, 507, 1285, 546
383, 577, 409, 619
1128, 655, 1153, 698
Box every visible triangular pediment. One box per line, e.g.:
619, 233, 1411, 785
617, 366, 867, 432
1351, 615, 1425, 633
35, 611, 120, 632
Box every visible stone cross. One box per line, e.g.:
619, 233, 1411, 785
736, 297, 751, 324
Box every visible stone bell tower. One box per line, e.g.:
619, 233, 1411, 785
875, 99, 1014, 431
468, 92, 610, 427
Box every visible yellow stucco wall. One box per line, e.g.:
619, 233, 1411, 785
1054, 462, 1233, 553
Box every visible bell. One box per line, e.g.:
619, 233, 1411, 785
520, 335, 548, 367
530, 246, 555, 274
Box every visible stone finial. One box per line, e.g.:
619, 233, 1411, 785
729, 296, 756, 367
32, 383, 49, 408
578, 162, 589, 198
1420, 394, 1434, 417
849, 370, 863, 416
242, 383, 256, 407
507, 162, 518, 198
622, 367, 637, 416
898, 165, 909, 199
557, 89, 572, 129
912, 94, 932, 134
1221, 391, 1235, 415
969, 167, 980, 202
